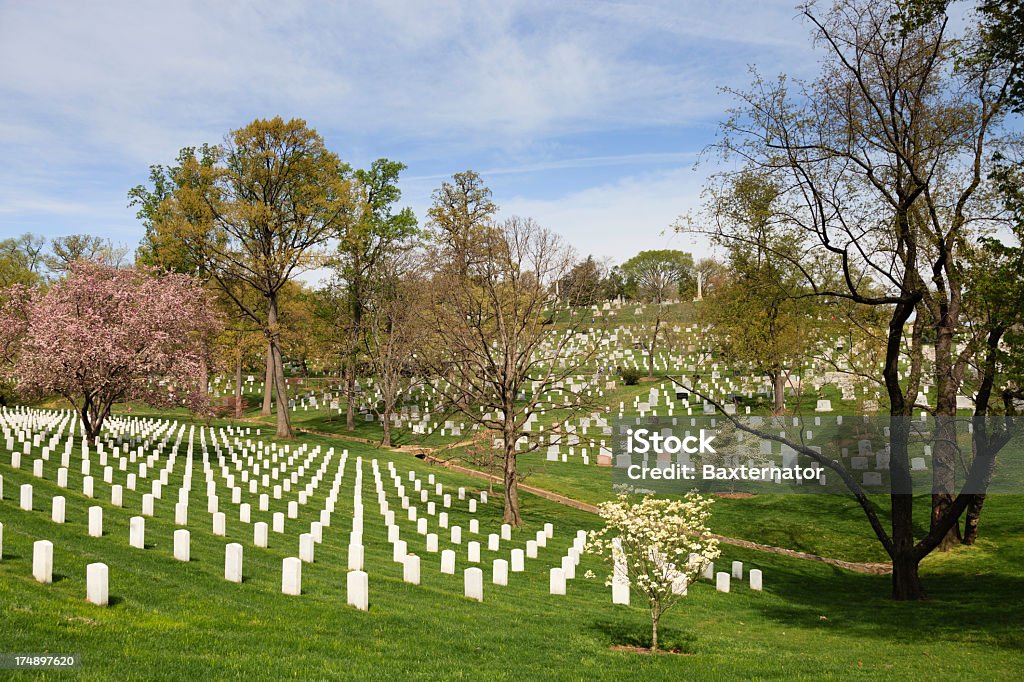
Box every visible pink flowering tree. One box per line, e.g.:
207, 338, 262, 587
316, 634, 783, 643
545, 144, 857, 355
0, 261, 222, 442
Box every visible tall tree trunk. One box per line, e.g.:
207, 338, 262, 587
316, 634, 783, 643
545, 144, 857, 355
198, 353, 209, 404
889, 419, 927, 599
891, 549, 925, 600
502, 418, 522, 526
932, 351, 962, 552
963, 494, 985, 545
347, 276, 362, 432
961, 328, 1007, 545
233, 348, 244, 418
647, 314, 661, 378
262, 341, 273, 416
381, 410, 391, 448
345, 356, 356, 432
930, 298, 962, 550
884, 293, 927, 600
80, 403, 99, 445
771, 370, 786, 415
931, 414, 961, 551
267, 294, 293, 439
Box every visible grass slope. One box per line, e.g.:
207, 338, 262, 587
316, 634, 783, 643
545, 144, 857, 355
2, 426, 1023, 680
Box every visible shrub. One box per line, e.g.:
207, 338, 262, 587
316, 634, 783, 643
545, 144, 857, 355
620, 368, 641, 385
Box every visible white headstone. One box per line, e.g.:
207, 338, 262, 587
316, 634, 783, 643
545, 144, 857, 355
468, 541, 480, 563
86, 562, 109, 606
33, 539, 53, 584
731, 561, 743, 579
716, 571, 730, 593
549, 567, 566, 595
89, 506, 104, 538
174, 529, 190, 562
403, 554, 421, 585
225, 543, 243, 583
511, 548, 525, 572
426, 533, 439, 553
441, 549, 456, 574
213, 512, 226, 536
51, 496, 66, 524
450, 526, 462, 544
299, 533, 315, 563
20, 483, 32, 511
750, 568, 763, 591
493, 558, 509, 586
464, 567, 483, 602
671, 573, 688, 595
561, 555, 576, 580
612, 579, 629, 605
348, 543, 364, 571
347, 570, 369, 611
129, 516, 145, 548
282, 557, 302, 596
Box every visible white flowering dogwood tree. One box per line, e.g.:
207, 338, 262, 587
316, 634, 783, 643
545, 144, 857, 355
587, 493, 720, 651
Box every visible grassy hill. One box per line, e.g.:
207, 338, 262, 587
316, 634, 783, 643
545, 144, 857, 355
2, 427, 1023, 680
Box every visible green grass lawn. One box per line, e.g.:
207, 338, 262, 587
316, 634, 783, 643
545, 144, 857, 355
2, 417, 1023, 680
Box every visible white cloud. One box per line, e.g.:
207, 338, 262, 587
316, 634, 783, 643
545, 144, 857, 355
500, 164, 718, 265
0, 0, 817, 253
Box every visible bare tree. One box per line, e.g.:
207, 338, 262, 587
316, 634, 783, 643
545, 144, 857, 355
683, 0, 1017, 598
424, 207, 603, 526
362, 253, 426, 447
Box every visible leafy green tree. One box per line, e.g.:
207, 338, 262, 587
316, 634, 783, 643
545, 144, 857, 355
151, 117, 351, 438
558, 255, 603, 306
0, 234, 47, 288
46, 234, 128, 272
332, 159, 418, 431
129, 144, 219, 274
620, 249, 694, 376
600, 265, 628, 301
699, 172, 815, 414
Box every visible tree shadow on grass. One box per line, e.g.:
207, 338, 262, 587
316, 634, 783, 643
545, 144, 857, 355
590, 618, 698, 654
751, 562, 1024, 651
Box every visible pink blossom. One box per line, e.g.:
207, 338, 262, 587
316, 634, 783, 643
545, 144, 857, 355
0, 261, 222, 440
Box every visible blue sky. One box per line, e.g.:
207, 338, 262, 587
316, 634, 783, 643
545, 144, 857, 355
0, 0, 819, 266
